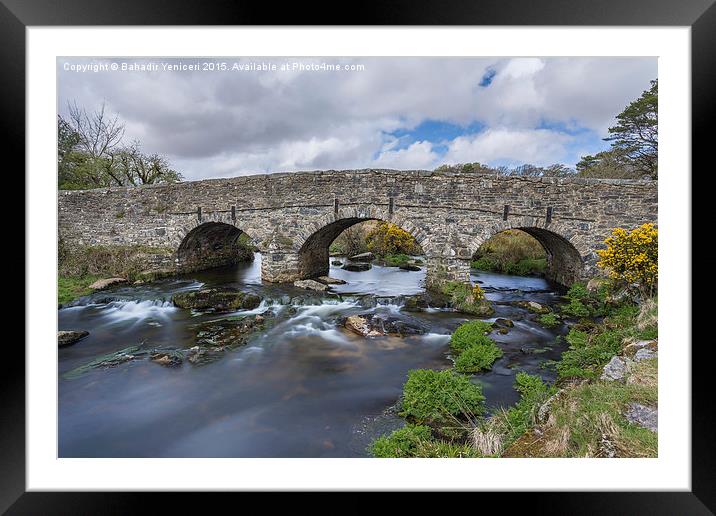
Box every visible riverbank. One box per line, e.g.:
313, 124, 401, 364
369, 283, 658, 458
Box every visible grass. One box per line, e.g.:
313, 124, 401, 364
370, 424, 479, 458
441, 281, 494, 316
504, 358, 658, 458
58, 274, 101, 305
538, 312, 561, 329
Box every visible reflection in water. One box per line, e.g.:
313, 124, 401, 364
58, 254, 566, 457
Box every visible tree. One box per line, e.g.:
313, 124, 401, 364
603, 79, 657, 178
576, 148, 641, 179
58, 101, 183, 189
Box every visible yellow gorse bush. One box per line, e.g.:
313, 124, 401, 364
366, 222, 422, 255
597, 223, 657, 290
471, 284, 486, 301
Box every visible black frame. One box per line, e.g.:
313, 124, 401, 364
4, 0, 710, 512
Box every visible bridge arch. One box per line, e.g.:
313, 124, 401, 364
175, 219, 257, 273
296, 206, 430, 279
469, 219, 586, 287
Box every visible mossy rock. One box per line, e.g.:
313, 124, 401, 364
172, 288, 261, 312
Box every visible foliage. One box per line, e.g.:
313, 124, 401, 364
471, 230, 547, 277
58, 239, 175, 282
58, 101, 183, 190
400, 369, 486, 426
383, 253, 411, 267
578, 79, 657, 179
366, 222, 422, 256
434, 162, 575, 177
58, 274, 102, 305
560, 298, 591, 318
441, 281, 494, 316
557, 300, 657, 380
370, 424, 479, 458
332, 222, 375, 256
450, 320, 502, 373
370, 425, 433, 457
504, 373, 556, 438
454, 341, 503, 373
597, 223, 658, 293
538, 312, 560, 329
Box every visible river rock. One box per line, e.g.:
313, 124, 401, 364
150, 352, 183, 367
88, 277, 127, 290
172, 288, 261, 312
624, 403, 658, 432
600, 355, 630, 381
398, 264, 421, 271
343, 314, 427, 337
316, 276, 347, 285
349, 252, 375, 262
494, 318, 514, 328
294, 279, 329, 292
512, 300, 551, 314
343, 263, 372, 272
195, 315, 267, 350
634, 348, 657, 362
58, 330, 89, 347
624, 339, 658, 358
331, 260, 343, 266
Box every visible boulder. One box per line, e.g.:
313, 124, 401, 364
293, 279, 329, 292
349, 252, 375, 262
58, 330, 89, 347
172, 288, 261, 312
88, 277, 126, 290
494, 318, 514, 328
331, 260, 343, 266
316, 276, 347, 285
512, 300, 551, 314
624, 403, 658, 432
343, 314, 427, 337
601, 355, 630, 381
150, 352, 183, 367
343, 263, 372, 272
398, 264, 421, 272
623, 339, 658, 358
634, 348, 657, 362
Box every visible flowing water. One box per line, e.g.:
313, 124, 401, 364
58, 254, 567, 457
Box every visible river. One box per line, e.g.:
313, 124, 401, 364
58, 254, 567, 457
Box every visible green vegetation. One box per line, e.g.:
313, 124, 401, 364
505, 358, 658, 458
472, 373, 557, 456
537, 312, 560, 329
450, 321, 503, 373
399, 369, 485, 426
370, 424, 478, 458
441, 281, 494, 316
558, 281, 613, 319
557, 302, 657, 380
471, 230, 547, 277
331, 221, 423, 259
383, 253, 411, 267
59, 102, 182, 190
58, 274, 101, 305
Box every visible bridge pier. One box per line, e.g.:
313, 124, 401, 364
425, 256, 472, 289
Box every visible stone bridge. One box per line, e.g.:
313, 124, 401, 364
58, 169, 658, 288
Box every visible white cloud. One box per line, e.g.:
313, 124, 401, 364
443, 128, 573, 166
58, 56, 657, 179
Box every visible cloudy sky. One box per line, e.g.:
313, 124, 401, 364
58, 57, 657, 181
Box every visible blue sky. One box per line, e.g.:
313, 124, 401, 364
58, 57, 658, 180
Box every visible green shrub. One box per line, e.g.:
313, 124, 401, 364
566, 282, 590, 300
383, 253, 411, 267
504, 373, 556, 437
561, 298, 591, 318
370, 425, 432, 457
370, 424, 479, 458
454, 341, 503, 373
400, 369, 486, 425
471, 256, 499, 272
538, 312, 560, 329
450, 321, 503, 373
441, 282, 494, 316
449, 320, 494, 354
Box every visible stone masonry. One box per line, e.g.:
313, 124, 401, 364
58, 169, 658, 287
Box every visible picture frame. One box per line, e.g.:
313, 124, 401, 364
5, 0, 708, 510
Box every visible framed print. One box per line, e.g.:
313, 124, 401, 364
5, 0, 711, 511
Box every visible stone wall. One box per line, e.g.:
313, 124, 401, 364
58, 169, 658, 287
